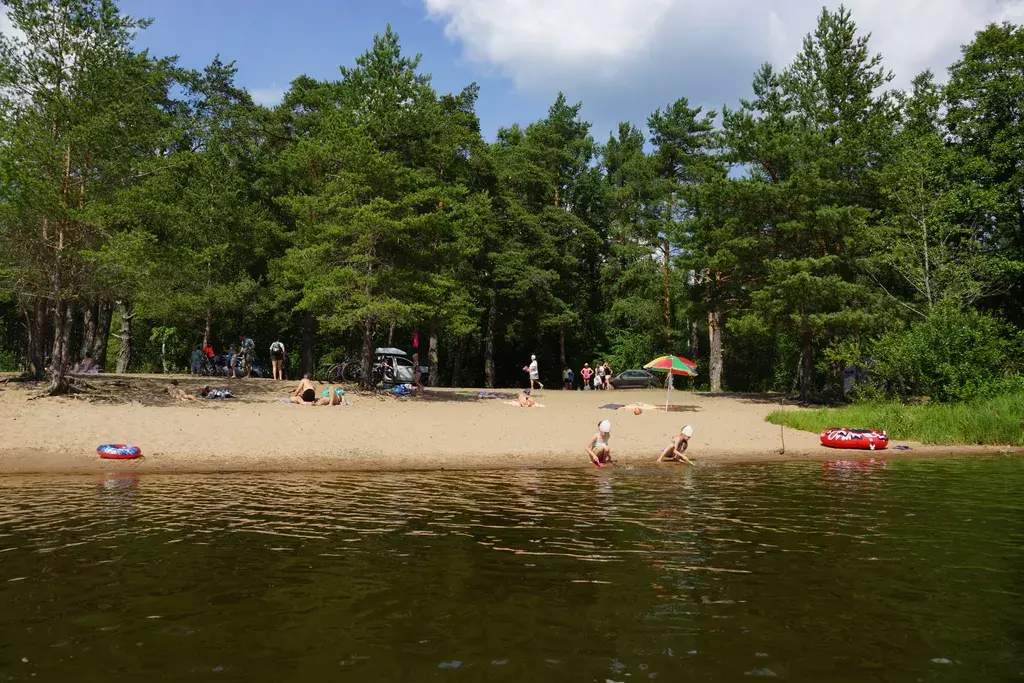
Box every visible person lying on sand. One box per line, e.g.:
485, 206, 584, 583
516, 388, 536, 408
165, 379, 197, 402
658, 425, 694, 464
315, 387, 346, 406
290, 374, 318, 405
587, 420, 613, 468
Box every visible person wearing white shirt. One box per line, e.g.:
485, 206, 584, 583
528, 354, 544, 391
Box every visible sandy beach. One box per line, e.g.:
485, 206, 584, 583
0, 375, 1012, 473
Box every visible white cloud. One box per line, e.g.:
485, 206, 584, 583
425, 0, 1024, 134
249, 85, 285, 107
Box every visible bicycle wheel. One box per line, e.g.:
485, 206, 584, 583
325, 364, 345, 384
341, 361, 362, 383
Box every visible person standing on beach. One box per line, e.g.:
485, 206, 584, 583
581, 363, 593, 390
528, 355, 543, 391
189, 345, 203, 376
562, 366, 572, 390
269, 340, 286, 380
595, 362, 605, 390
603, 362, 613, 390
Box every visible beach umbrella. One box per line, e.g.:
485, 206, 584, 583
643, 355, 698, 409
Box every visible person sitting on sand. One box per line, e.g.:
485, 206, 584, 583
658, 425, 694, 464
165, 379, 197, 402
290, 374, 318, 405
516, 388, 536, 408
316, 387, 346, 406
586, 420, 613, 467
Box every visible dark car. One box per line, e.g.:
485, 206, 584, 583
609, 369, 660, 389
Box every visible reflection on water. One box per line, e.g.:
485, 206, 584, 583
0, 458, 1022, 681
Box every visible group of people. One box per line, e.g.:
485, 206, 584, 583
586, 422, 695, 468
188, 336, 288, 380
577, 362, 613, 390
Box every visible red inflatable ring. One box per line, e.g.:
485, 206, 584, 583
820, 428, 889, 451
97, 444, 143, 460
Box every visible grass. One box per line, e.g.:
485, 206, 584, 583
767, 392, 1024, 447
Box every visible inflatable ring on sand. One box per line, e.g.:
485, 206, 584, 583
97, 444, 143, 460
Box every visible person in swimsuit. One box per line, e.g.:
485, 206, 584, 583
315, 387, 346, 406
290, 374, 318, 405
587, 420, 613, 467
516, 388, 536, 407
580, 363, 593, 390
165, 379, 197, 402
658, 425, 694, 463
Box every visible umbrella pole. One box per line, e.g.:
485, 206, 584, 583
665, 374, 671, 410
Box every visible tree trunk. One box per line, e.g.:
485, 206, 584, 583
798, 327, 814, 401
662, 236, 672, 340
388, 320, 396, 347
80, 299, 97, 360
428, 326, 439, 387
484, 292, 497, 389
47, 299, 74, 394
91, 301, 113, 371
452, 338, 464, 388
558, 327, 566, 369
360, 318, 375, 390
707, 310, 723, 393
300, 311, 317, 377
25, 300, 49, 378
116, 300, 134, 374
690, 320, 700, 360
203, 308, 212, 349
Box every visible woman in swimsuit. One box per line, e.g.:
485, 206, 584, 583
658, 425, 694, 463
315, 387, 346, 406
516, 388, 536, 407
586, 420, 613, 467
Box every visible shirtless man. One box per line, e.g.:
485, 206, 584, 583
658, 425, 694, 464
290, 374, 318, 405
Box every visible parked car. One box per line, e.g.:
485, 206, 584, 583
609, 369, 660, 389
374, 347, 416, 384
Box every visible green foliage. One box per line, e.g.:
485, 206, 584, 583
767, 392, 1024, 446
0, 4, 1021, 401
864, 305, 1023, 402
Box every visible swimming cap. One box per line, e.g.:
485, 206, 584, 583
599, 420, 611, 433
682, 425, 694, 437
524, 388, 531, 394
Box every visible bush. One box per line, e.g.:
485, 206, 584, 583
865, 304, 1023, 402
767, 391, 1024, 446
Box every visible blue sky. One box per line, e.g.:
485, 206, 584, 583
120, 0, 555, 140
118, 0, 1024, 142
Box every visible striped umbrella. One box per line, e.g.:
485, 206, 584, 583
644, 355, 698, 408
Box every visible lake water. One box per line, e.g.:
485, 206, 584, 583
0, 458, 1022, 682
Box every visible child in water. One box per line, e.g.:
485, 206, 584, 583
658, 425, 694, 464
586, 420, 613, 467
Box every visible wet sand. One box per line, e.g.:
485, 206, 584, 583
0, 375, 1014, 473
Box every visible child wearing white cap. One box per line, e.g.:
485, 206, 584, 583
658, 425, 695, 464
586, 420, 613, 467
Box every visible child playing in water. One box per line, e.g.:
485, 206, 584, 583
586, 420, 613, 467
658, 425, 694, 464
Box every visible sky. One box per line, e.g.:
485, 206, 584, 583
8, 0, 1024, 141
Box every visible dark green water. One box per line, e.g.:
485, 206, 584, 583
1, 458, 1022, 682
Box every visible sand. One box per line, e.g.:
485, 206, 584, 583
0, 375, 1013, 474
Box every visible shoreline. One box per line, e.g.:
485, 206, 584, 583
0, 445, 1012, 476
1, 375, 1018, 475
